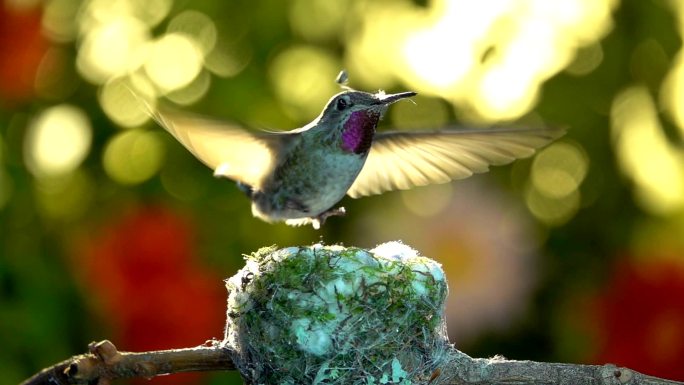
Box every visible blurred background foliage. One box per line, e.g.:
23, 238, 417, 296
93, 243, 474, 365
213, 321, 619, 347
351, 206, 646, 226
1, 0, 684, 384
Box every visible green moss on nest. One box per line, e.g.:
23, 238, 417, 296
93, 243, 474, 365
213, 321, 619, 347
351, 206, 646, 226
223, 242, 449, 385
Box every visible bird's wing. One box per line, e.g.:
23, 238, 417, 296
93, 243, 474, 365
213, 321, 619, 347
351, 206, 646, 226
347, 127, 566, 198
151, 106, 296, 188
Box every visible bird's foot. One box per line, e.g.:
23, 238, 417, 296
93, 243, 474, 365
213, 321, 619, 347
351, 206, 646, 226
312, 206, 346, 229
284, 207, 346, 229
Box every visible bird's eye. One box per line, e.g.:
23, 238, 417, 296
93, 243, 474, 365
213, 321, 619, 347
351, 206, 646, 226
336, 97, 350, 111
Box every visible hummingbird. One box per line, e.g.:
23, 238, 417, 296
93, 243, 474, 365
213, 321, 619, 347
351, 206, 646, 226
145, 74, 564, 229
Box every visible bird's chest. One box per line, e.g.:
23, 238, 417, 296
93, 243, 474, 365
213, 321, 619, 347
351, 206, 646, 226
273, 146, 366, 213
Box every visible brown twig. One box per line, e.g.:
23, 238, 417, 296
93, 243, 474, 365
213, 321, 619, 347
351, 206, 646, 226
441, 349, 684, 385
19, 340, 235, 385
19, 340, 684, 385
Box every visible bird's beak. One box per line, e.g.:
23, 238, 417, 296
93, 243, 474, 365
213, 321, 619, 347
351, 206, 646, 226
373, 91, 417, 105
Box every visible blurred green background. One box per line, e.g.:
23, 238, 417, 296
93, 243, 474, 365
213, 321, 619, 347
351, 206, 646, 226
1, 0, 684, 384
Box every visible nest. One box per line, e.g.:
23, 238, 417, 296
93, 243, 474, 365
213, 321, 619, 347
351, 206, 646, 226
223, 242, 450, 385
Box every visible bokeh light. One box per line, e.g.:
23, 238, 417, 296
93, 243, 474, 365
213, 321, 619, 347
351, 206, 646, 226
204, 39, 251, 78
531, 142, 589, 199
65, 0, 249, 128
99, 77, 156, 127
165, 70, 212, 106
348, 0, 617, 122
42, 0, 83, 42
525, 141, 588, 226
167, 10, 217, 55
24, 104, 92, 178
525, 184, 581, 227
269, 45, 340, 120
102, 129, 165, 185
144, 33, 204, 93
76, 15, 150, 84
565, 42, 604, 76
661, 0, 684, 143
611, 87, 684, 215
288, 0, 347, 42
79, 0, 173, 30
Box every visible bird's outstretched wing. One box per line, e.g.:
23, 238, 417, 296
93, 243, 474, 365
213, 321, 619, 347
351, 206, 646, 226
347, 127, 566, 198
150, 106, 297, 189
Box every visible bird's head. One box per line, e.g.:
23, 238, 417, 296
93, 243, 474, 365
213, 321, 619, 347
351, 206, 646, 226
319, 90, 417, 125
312, 89, 416, 154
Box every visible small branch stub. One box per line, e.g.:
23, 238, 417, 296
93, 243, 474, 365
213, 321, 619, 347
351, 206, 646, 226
222, 242, 450, 385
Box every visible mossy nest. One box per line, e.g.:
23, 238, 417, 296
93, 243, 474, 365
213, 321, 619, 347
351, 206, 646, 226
223, 242, 450, 385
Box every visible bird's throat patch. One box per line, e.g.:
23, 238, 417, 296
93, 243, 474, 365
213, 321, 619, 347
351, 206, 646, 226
341, 110, 379, 154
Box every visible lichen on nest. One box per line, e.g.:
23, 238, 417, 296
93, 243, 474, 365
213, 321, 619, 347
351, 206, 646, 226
223, 242, 450, 385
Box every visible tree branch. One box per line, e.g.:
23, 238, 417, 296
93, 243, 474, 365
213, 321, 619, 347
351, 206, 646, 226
443, 349, 684, 385
19, 340, 683, 385
19, 340, 235, 385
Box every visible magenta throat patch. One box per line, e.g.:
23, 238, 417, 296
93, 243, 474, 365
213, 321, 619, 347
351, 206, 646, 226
341, 110, 379, 154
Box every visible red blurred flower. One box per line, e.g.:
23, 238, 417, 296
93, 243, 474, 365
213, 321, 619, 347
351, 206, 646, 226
0, 3, 49, 104
593, 260, 684, 380
74, 206, 225, 385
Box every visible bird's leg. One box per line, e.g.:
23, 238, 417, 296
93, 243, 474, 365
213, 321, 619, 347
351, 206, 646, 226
284, 207, 345, 229
312, 207, 346, 229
